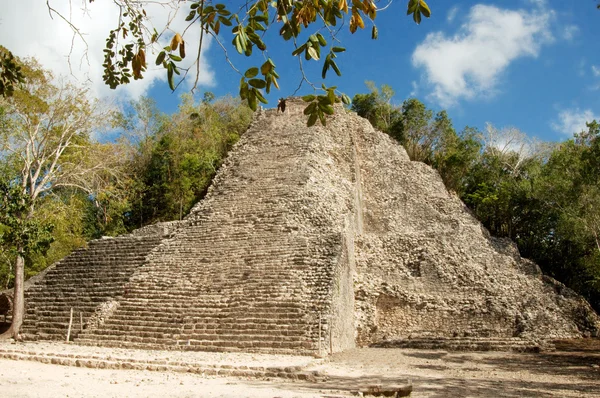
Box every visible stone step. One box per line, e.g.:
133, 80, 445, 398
99, 318, 308, 331
25, 305, 106, 315
76, 334, 312, 351
0, 346, 317, 379
371, 337, 555, 352
80, 327, 306, 341
74, 338, 316, 355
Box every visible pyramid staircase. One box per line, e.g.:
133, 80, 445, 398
21, 234, 165, 340
71, 106, 356, 354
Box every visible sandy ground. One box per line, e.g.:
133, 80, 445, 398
1, 340, 599, 397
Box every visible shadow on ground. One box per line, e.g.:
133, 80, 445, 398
292, 341, 600, 397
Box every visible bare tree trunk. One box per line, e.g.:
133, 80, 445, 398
1, 251, 24, 340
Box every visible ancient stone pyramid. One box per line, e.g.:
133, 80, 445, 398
20, 99, 600, 353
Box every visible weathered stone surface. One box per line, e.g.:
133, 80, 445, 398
17, 98, 600, 353
351, 106, 600, 344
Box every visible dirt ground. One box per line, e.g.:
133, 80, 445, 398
0, 339, 599, 397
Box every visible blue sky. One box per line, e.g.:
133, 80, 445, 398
3, 0, 600, 142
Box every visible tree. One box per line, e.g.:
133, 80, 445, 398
0, 46, 25, 98
351, 81, 402, 138
49, 0, 432, 124
0, 181, 54, 337
0, 59, 117, 339
119, 94, 252, 228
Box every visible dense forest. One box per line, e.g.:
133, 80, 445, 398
1, 60, 599, 315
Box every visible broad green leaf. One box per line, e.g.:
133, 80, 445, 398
248, 78, 266, 89
307, 112, 318, 127
245, 67, 259, 78
248, 90, 257, 110
320, 104, 335, 115
255, 89, 268, 104
318, 110, 326, 126
331, 60, 341, 76
316, 33, 327, 46
304, 102, 317, 115
155, 51, 166, 65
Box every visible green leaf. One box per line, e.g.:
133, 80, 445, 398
322, 61, 330, 79
219, 16, 233, 26
234, 35, 243, 54
155, 51, 166, 65
245, 67, 259, 78
316, 33, 327, 46
254, 88, 268, 104
239, 80, 249, 100
341, 94, 351, 105
328, 89, 336, 104
292, 44, 306, 56
307, 112, 318, 127
332, 46, 346, 53
371, 26, 378, 40
185, 10, 196, 21
320, 104, 335, 115
260, 61, 272, 75
248, 90, 257, 111
167, 64, 175, 91
413, 10, 422, 24
420, 0, 431, 18
304, 102, 317, 115
169, 54, 182, 62
302, 95, 316, 102
330, 60, 341, 76
248, 78, 266, 89
318, 110, 326, 126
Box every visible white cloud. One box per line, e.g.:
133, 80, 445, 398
0, 0, 214, 102
561, 25, 580, 41
447, 6, 459, 23
552, 108, 600, 136
409, 81, 419, 97
411, 4, 553, 107
592, 66, 600, 77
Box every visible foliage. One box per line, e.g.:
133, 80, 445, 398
351, 81, 402, 138
50, 0, 431, 125
0, 180, 54, 286
351, 85, 480, 193
118, 94, 253, 229
0, 46, 25, 98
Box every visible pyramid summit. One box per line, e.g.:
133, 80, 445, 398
18, 98, 600, 353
